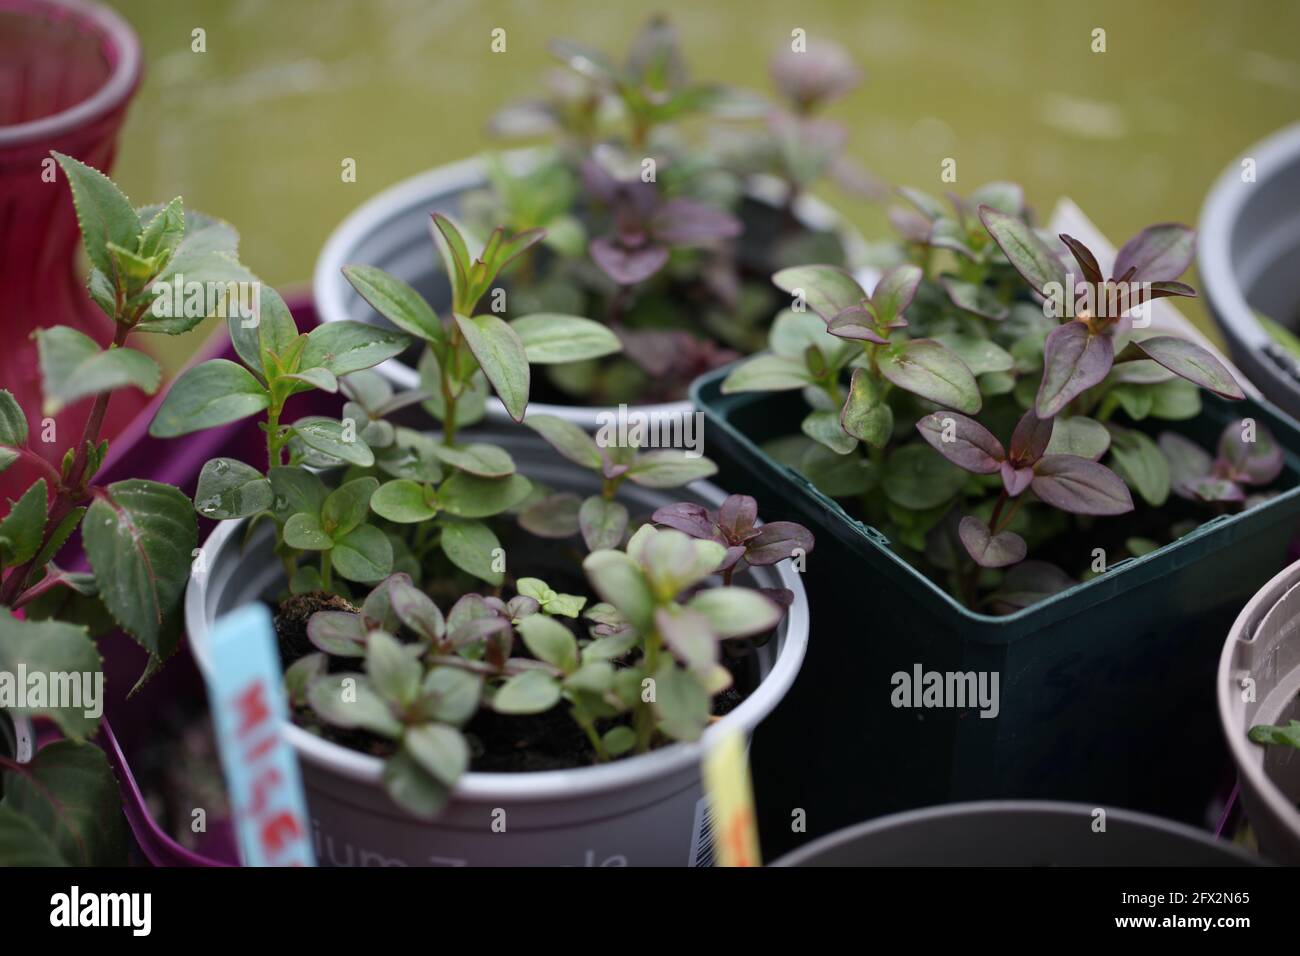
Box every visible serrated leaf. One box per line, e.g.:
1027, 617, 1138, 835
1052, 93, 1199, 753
0, 480, 47, 567
36, 327, 160, 415
0, 390, 27, 446
0, 610, 102, 741
82, 480, 195, 658
53, 152, 140, 284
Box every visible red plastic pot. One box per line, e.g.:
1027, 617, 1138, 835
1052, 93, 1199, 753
0, 0, 146, 503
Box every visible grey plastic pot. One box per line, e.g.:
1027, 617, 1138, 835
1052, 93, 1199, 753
773, 801, 1259, 866
313, 149, 866, 431
1219, 558, 1300, 864
185, 430, 808, 866
1199, 122, 1300, 420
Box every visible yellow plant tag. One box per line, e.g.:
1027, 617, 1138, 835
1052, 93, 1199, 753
702, 729, 761, 867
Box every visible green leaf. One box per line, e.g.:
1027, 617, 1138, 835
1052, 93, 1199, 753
1147, 378, 1201, 421
687, 587, 782, 639
439, 520, 503, 585
228, 284, 300, 381
194, 458, 271, 519
284, 513, 332, 550
308, 673, 402, 737
978, 205, 1067, 299
883, 443, 968, 509
625, 451, 718, 488
137, 196, 184, 260
432, 442, 515, 478
53, 152, 140, 284
331, 525, 393, 583
1248, 720, 1300, 750
0, 610, 102, 741
879, 340, 982, 414
516, 615, 579, 673
382, 750, 450, 819
652, 662, 710, 742
1044, 416, 1110, 461
404, 723, 469, 786
1108, 427, 1170, 507
770, 309, 837, 360
149, 359, 268, 438
35, 327, 160, 415
840, 368, 892, 448
302, 321, 410, 376
578, 495, 628, 551
525, 414, 602, 470
322, 477, 379, 537
603, 726, 636, 756
137, 250, 256, 335
343, 265, 445, 345
932, 334, 1014, 376
270, 467, 327, 520
0, 390, 27, 446
291, 417, 375, 467
370, 479, 438, 523
509, 313, 621, 364
802, 409, 856, 454
437, 472, 532, 518
0, 806, 67, 865
454, 312, 530, 422
420, 667, 481, 724
582, 550, 654, 633
83, 479, 196, 658
493, 669, 562, 714
0, 480, 48, 568
1, 740, 126, 865
366, 631, 421, 708
720, 354, 811, 393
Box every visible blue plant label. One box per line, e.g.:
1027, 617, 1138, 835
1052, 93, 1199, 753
203, 603, 316, 867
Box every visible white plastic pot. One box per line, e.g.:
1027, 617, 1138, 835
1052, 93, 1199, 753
1219, 558, 1300, 864
312, 149, 866, 431
185, 431, 808, 866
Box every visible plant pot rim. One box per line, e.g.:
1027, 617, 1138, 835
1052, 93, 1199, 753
312, 147, 868, 430
694, 367, 1300, 635
1218, 557, 1300, 836
1198, 121, 1300, 368
771, 799, 1261, 866
0, 0, 142, 148
186, 470, 810, 804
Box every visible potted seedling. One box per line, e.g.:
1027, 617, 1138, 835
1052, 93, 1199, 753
693, 183, 1300, 851
1219, 558, 1300, 864
314, 16, 871, 429
0, 153, 267, 864
176, 243, 812, 866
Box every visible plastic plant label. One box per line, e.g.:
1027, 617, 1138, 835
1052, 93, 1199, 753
702, 729, 761, 867
203, 603, 316, 867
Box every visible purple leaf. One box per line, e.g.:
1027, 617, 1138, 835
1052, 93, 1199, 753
1187, 477, 1247, 503
745, 521, 815, 566
1008, 408, 1054, 464
889, 205, 932, 242
651, 198, 742, 246
1129, 336, 1244, 400
978, 205, 1068, 298
1001, 461, 1034, 497
589, 237, 669, 285
1139, 280, 1198, 302
307, 611, 366, 656
1113, 224, 1195, 283
870, 264, 923, 325
717, 495, 758, 540
519, 492, 582, 539
579, 495, 629, 552
987, 561, 1075, 612
1217, 420, 1284, 486
915, 411, 1004, 474
1030, 455, 1134, 515
841, 368, 893, 447
768, 39, 862, 109
654, 606, 717, 673
652, 502, 716, 540
1036, 322, 1114, 417
958, 516, 1027, 569
1057, 234, 1103, 286
828, 310, 889, 343
1158, 432, 1213, 499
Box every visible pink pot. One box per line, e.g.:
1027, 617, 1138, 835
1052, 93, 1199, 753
0, 0, 144, 502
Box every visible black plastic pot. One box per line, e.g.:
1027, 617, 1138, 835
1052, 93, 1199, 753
1200, 122, 1300, 420
693, 367, 1300, 858
773, 801, 1259, 866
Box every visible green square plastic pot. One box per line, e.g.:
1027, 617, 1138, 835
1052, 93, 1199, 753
691, 366, 1300, 858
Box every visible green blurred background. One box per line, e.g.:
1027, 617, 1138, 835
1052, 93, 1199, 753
105, 0, 1300, 370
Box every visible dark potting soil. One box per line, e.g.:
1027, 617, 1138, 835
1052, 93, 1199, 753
274, 590, 357, 663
